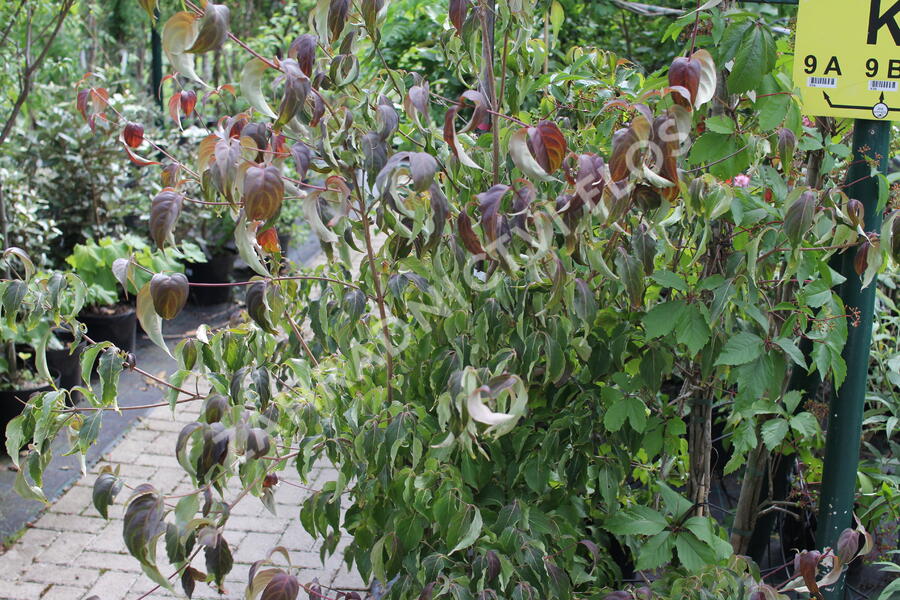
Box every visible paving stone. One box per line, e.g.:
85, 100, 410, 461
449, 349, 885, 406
38, 584, 91, 600
332, 564, 368, 590
36, 532, 95, 565
48, 483, 95, 516
227, 514, 290, 535
32, 513, 106, 535
78, 551, 143, 573
279, 522, 317, 552
231, 531, 283, 565
0, 580, 48, 599
83, 570, 140, 598
20, 563, 99, 587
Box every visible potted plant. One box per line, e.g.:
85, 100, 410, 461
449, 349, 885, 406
0, 326, 58, 438
65, 234, 202, 351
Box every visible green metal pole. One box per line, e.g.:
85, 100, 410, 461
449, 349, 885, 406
817, 119, 890, 600
150, 15, 163, 110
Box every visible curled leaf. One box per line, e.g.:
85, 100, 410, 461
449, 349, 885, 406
289, 34, 318, 76
187, 2, 230, 53
149, 189, 184, 249
443, 90, 487, 170
510, 120, 568, 181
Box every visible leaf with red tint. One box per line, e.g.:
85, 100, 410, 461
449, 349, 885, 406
76, 89, 90, 122
244, 165, 285, 222
854, 240, 871, 277
510, 120, 568, 180
649, 114, 680, 200
609, 112, 651, 182
150, 189, 184, 248
457, 210, 484, 256
186, 2, 230, 53
847, 198, 864, 228
180, 90, 198, 117
257, 227, 281, 254
528, 121, 567, 174
123, 143, 161, 167
289, 34, 318, 76
150, 273, 189, 319
291, 142, 312, 181
275, 59, 310, 129
793, 550, 823, 599
123, 122, 144, 148
168, 93, 183, 128
443, 90, 486, 170
328, 0, 350, 43
405, 83, 430, 122
476, 184, 510, 246
449, 0, 467, 36
260, 571, 300, 600
668, 56, 700, 109
161, 163, 181, 188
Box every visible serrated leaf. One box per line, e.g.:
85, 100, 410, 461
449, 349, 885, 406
715, 331, 764, 366
761, 418, 789, 450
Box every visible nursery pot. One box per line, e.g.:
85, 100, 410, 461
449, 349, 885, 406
79, 307, 137, 354
46, 329, 86, 402
187, 251, 237, 305
0, 375, 57, 446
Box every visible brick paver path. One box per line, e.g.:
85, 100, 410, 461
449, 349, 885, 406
0, 399, 364, 600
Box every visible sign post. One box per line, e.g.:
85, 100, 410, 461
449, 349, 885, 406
794, 2, 893, 598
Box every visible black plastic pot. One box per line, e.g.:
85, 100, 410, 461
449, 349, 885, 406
0, 380, 55, 445
79, 307, 137, 354
46, 330, 86, 397
187, 251, 237, 305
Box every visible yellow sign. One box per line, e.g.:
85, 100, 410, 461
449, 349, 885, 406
794, 0, 900, 120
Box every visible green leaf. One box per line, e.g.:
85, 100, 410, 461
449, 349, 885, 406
774, 337, 806, 368
235, 216, 270, 277
650, 270, 688, 292
98, 349, 123, 409
635, 531, 674, 570
449, 506, 482, 554
675, 303, 710, 355
726, 22, 775, 94
644, 300, 687, 339
704, 115, 734, 134
761, 418, 789, 450
674, 531, 719, 572
715, 332, 764, 366
604, 505, 667, 536
790, 412, 820, 438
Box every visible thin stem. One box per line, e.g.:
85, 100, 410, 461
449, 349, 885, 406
352, 174, 394, 403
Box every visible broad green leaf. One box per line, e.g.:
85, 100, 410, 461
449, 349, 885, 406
726, 22, 775, 94
675, 303, 710, 355
644, 300, 687, 339
604, 505, 667, 536
715, 332, 764, 366
790, 412, 820, 438
761, 418, 789, 450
